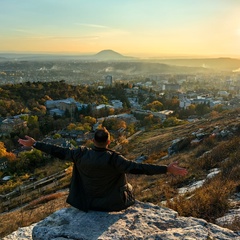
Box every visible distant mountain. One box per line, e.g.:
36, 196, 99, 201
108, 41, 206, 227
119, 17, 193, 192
95, 61, 210, 75
92, 49, 135, 61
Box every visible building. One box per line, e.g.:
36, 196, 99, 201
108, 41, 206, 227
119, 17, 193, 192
105, 75, 113, 85
179, 97, 192, 109
132, 109, 169, 121
163, 83, 181, 91
217, 90, 229, 97
45, 98, 87, 117
111, 100, 123, 109
0, 117, 27, 136
179, 95, 223, 109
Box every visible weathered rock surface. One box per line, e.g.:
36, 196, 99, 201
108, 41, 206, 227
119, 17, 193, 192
31, 201, 239, 240
3, 201, 240, 240
3, 224, 36, 240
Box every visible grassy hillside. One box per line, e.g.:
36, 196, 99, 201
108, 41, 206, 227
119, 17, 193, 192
125, 109, 240, 228
1, 109, 240, 238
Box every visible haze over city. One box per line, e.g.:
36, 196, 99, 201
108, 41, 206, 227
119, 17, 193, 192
1, 0, 240, 58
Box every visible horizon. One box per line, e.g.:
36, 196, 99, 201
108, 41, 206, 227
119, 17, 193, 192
1, 49, 240, 60
1, 0, 240, 58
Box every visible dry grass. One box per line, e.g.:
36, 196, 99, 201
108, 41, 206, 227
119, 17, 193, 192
0, 191, 69, 238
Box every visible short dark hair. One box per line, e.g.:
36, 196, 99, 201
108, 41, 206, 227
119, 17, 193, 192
94, 128, 110, 143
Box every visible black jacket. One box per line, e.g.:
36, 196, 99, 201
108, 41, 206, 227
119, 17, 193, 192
34, 142, 168, 212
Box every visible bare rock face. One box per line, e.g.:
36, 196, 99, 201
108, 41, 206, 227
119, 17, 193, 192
31, 201, 240, 240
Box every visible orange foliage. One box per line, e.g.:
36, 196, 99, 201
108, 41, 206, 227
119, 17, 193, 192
0, 141, 16, 161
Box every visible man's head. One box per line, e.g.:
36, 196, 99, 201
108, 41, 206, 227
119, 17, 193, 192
93, 127, 110, 147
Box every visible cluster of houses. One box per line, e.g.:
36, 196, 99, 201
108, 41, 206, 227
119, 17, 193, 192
45, 98, 123, 117
179, 91, 231, 109
44, 96, 174, 123
0, 87, 236, 140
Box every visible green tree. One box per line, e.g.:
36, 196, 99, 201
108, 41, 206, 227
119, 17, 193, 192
53, 133, 61, 139
27, 115, 39, 129
195, 103, 210, 116
127, 123, 136, 135
163, 117, 186, 127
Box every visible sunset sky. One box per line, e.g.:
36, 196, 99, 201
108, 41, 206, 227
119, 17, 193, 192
1, 0, 240, 58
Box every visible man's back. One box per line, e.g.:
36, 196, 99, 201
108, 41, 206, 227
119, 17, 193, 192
68, 147, 131, 212
76, 148, 126, 198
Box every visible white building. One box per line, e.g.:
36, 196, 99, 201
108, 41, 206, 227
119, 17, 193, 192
96, 104, 114, 110
111, 100, 123, 109
218, 91, 229, 97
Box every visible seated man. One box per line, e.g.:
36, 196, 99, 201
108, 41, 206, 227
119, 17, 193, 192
18, 128, 187, 212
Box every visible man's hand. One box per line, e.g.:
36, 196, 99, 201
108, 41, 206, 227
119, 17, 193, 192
167, 162, 188, 176
18, 135, 36, 147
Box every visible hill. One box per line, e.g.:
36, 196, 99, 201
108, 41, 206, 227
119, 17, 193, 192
94, 60, 210, 74
149, 57, 240, 71
92, 49, 135, 61
125, 111, 240, 157
1, 109, 240, 238
0, 50, 135, 62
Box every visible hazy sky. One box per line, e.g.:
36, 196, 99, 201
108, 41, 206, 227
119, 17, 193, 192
1, 0, 240, 58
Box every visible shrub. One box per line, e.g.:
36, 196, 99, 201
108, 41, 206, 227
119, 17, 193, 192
194, 136, 240, 171
166, 177, 236, 222
220, 151, 240, 181
0, 179, 22, 194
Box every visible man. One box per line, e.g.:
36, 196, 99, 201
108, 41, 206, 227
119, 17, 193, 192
18, 128, 187, 212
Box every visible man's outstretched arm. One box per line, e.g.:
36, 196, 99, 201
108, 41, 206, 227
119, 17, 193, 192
18, 135, 82, 161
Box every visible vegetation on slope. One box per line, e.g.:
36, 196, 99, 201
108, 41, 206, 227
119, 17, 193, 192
0, 82, 240, 237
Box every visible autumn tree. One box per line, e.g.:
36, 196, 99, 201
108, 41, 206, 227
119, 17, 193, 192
82, 116, 97, 125
164, 97, 180, 110
0, 142, 16, 161
102, 118, 127, 131
127, 123, 136, 135
144, 101, 163, 112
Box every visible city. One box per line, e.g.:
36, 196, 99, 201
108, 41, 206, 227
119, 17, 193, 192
0, 54, 240, 239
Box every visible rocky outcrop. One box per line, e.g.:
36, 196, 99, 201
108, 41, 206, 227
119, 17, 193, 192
30, 201, 239, 240
3, 201, 240, 240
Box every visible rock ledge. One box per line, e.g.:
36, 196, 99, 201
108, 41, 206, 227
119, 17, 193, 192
31, 201, 240, 240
